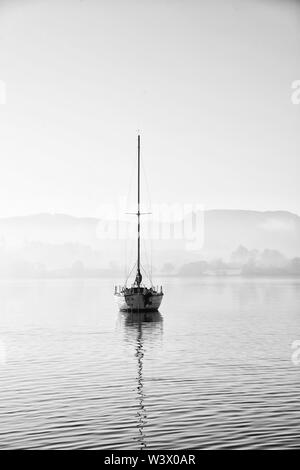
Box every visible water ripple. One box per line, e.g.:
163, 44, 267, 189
1, 278, 300, 449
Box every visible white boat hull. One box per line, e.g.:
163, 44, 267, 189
115, 291, 163, 312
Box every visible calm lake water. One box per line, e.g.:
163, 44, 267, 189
0, 277, 300, 449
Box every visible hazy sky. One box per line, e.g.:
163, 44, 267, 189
0, 0, 299, 217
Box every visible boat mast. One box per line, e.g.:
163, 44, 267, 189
136, 134, 142, 287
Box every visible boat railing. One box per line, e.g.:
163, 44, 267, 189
114, 285, 163, 295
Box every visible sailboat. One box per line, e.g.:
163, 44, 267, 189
114, 135, 164, 312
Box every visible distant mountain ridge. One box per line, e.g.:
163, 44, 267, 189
0, 209, 299, 253
0, 210, 299, 275
201, 209, 300, 258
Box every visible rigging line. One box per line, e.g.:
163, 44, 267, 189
124, 146, 138, 280
124, 239, 127, 280
125, 261, 137, 285
141, 237, 153, 285
140, 264, 149, 285
124, 220, 128, 279
141, 233, 153, 286
126, 233, 135, 279
125, 219, 133, 278
140, 263, 152, 286
126, 229, 134, 280
125, 220, 135, 281
140, 258, 148, 279
140, 146, 154, 282
149, 217, 153, 281
147, 220, 153, 283
124, 224, 133, 281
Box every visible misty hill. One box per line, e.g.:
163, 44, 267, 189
0, 210, 299, 276
201, 210, 300, 259
0, 213, 98, 246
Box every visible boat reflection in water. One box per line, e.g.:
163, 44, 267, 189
120, 311, 163, 449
